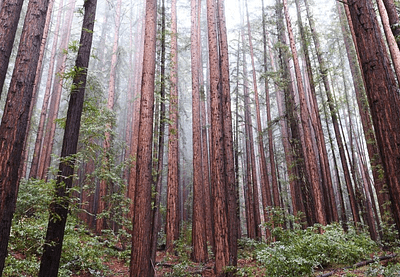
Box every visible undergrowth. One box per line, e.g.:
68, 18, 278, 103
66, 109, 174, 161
236, 207, 388, 277
3, 178, 130, 276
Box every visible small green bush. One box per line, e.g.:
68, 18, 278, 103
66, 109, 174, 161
253, 223, 379, 277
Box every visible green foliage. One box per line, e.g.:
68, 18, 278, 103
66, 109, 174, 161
4, 177, 126, 276
366, 257, 400, 276
174, 222, 193, 262
251, 222, 379, 277
235, 208, 379, 276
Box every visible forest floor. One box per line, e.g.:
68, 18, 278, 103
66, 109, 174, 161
78, 250, 400, 276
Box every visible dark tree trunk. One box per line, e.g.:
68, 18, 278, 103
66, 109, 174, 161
0, 0, 50, 272
38, 0, 97, 276
0, 0, 24, 97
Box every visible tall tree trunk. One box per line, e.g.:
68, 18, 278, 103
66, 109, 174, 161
150, 0, 167, 264
38, 1, 97, 275
166, 0, 180, 253
282, 0, 327, 226
376, 0, 400, 83
0, 0, 51, 272
127, 16, 145, 221
38, 0, 76, 180
96, 0, 122, 234
129, 0, 157, 275
275, 2, 308, 224
191, 0, 208, 263
260, 1, 274, 232
296, 0, 337, 223
0, 0, 24, 97
245, 0, 272, 218
337, 2, 391, 222
347, 0, 400, 231
382, 0, 400, 50
199, 1, 214, 248
29, 0, 64, 179
22, 0, 55, 178
217, 0, 238, 267
206, 0, 233, 273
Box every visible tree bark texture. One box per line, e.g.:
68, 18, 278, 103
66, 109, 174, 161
0, 0, 24, 97
37, 1, 97, 276
206, 0, 232, 274
129, 0, 157, 275
282, 0, 327, 226
347, 0, 400, 231
166, 0, 180, 253
0, 0, 50, 272
191, 0, 208, 263
29, 0, 64, 179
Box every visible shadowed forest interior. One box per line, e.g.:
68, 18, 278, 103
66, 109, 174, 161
1, 0, 400, 276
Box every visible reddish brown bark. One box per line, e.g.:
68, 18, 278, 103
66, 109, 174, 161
29, 0, 64, 179
206, 0, 233, 273
0, 0, 51, 272
166, 0, 180, 253
129, 0, 157, 275
217, 0, 238, 267
282, 0, 326, 226
347, 0, 400, 231
297, 0, 337, 223
38, 0, 76, 180
191, 0, 208, 263
382, 0, 400, 50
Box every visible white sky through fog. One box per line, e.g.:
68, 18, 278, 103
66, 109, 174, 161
225, 0, 336, 36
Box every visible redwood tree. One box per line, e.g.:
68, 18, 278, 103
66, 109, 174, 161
166, 0, 180, 253
129, 0, 157, 275
38, 0, 97, 275
0, 0, 50, 272
347, 0, 400, 231
0, 0, 24, 97
191, 0, 208, 263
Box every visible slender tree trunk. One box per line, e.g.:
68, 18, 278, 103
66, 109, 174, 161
199, 1, 214, 248
0, 0, 24, 97
22, 0, 55, 178
129, 0, 157, 275
38, 1, 97, 275
191, 0, 208, 263
376, 0, 400, 83
127, 16, 145, 221
96, 0, 122, 234
0, 0, 51, 272
297, 0, 337, 223
382, 0, 400, 50
150, 0, 167, 264
217, 0, 238, 267
282, 0, 326, 226
166, 0, 180, 253
38, 0, 76, 180
275, 2, 308, 223
29, 0, 64, 179
260, 1, 274, 233
245, 0, 272, 218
